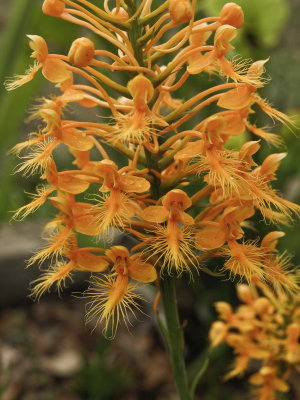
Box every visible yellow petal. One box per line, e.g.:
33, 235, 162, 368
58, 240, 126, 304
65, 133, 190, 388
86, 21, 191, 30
128, 260, 157, 283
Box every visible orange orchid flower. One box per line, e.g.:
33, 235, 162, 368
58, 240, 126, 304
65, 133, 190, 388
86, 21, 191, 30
85, 245, 156, 337
141, 189, 196, 273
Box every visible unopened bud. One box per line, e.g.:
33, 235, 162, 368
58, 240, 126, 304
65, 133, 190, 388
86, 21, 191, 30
68, 37, 95, 67
254, 297, 272, 314
112, 7, 129, 21
169, 0, 193, 25
237, 284, 253, 303
220, 2, 244, 28
42, 0, 65, 17
214, 301, 232, 320
209, 321, 227, 347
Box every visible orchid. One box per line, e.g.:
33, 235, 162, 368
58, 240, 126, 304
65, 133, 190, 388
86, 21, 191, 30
7, 1, 299, 398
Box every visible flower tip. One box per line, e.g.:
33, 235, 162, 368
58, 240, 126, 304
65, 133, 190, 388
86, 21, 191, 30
220, 2, 244, 28
42, 0, 65, 17
169, 0, 193, 25
68, 37, 95, 67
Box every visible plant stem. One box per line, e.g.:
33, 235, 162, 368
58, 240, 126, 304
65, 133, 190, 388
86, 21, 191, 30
127, 4, 191, 398
160, 276, 192, 400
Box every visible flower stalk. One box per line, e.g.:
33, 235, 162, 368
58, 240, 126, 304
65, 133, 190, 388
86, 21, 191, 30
6, 0, 300, 398
160, 276, 191, 400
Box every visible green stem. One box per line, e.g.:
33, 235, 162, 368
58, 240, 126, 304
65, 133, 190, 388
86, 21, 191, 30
160, 276, 191, 400
126, 8, 192, 398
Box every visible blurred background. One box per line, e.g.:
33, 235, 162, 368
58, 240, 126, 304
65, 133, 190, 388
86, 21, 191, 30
0, 0, 299, 399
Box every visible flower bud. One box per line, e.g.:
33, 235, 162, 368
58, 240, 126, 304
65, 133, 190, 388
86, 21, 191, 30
42, 0, 65, 17
68, 37, 95, 67
237, 284, 253, 303
169, 0, 193, 25
209, 321, 227, 347
214, 301, 232, 320
254, 297, 272, 315
220, 2, 244, 28
111, 7, 129, 21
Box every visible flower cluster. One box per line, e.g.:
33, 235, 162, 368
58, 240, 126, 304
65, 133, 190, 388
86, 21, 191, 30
210, 278, 300, 400
7, 0, 299, 336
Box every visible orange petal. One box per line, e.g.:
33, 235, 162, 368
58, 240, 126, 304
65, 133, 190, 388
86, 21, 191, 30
260, 152, 287, 177
174, 141, 204, 161
106, 246, 129, 263
128, 260, 157, 283
76, 251, 108, 272
61, 128, 94, 151
217, 87, 253, 110
274, 379, 289, 393
261, 231, 285, 250
27, 35, 48, 62
162, 189, 192, 210
57, 174, 90, 194
214, 25, 236, 55
181, 211, 194, 225
59, 88, 86, 103
49, 195, 71, 215
120, 175, 150, 193
195, 224, 226, 250
141, 206, 169, 223
42, 58, 71, 82
72, 203, 99, 236
187, 51, 215, 75
222, 112, 245, 136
